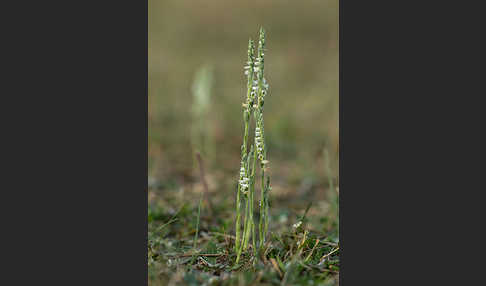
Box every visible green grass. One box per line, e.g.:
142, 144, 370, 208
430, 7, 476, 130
148, 178, 339, 285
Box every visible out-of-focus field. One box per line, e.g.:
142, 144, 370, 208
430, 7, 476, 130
149, 0, 339, 284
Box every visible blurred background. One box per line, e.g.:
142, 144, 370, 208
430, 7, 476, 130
149, 0, 338, 220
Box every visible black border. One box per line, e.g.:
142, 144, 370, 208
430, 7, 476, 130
6, 0, 149, 283
338, 0, 475, 284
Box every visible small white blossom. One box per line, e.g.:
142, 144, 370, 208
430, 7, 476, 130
239, 176, 250, 191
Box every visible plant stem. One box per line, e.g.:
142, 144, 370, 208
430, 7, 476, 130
264, 176, 270, 241
236, 39, 254, 259
236, 191, 250, 263
259, 168, 265, 249
243, 194, 250, 249
193, 194, 203, 250
235, 28, 271, 264
235, 183, 241, 251
250, 174, 256, 256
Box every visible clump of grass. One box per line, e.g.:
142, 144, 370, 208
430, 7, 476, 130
148, 184, 340, 285
235, 27, 271, 264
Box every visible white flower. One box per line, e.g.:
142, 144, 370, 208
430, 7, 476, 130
293, 221, 302, 229
240, 167, 245, 177
239, 176, 250, 191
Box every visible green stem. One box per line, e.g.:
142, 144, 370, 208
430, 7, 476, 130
236, 39, 255, 261
250, 176, 256, 256
243, 195, 250, 249
259, 168, 265, 249
235, 184, 241, 252
193, 194, 203, 250
236, 195, 248, 264
235, 114, 250, 252
250, 123, 259, 256
264, 176, 270, 243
